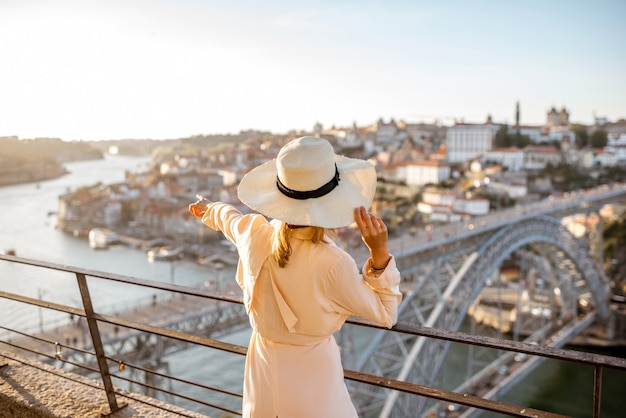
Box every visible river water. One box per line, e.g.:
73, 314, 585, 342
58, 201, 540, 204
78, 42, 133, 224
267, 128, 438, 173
0, 155, 624, 417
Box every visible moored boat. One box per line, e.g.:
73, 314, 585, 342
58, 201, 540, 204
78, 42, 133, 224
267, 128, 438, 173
147, 245, 184, 262
88, 228, 119, 249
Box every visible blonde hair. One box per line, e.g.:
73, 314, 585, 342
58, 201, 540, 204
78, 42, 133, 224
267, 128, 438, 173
272, 222, 328, 268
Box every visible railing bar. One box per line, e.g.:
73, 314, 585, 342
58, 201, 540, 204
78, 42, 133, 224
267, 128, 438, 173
7, 282, 623, 371
2, 324, 244, 401
344, 369, 568, 418
2, 289, 625, 370
75, 272, 122, 413
0, 327, 107, 368
110, 372, 243, 416
353, 319, 626, 370
92, 311, 249, 356
1, 331, 244, 402
593, 365, 602, 418
1, 352, 104, 389
2, 250, 625, 417
0, 290, 86, 316
112, 357, 243, 399
0, 254, 242, 303
3, 324, 568, 417
0, 325, 76, 346
1, 274, 624, 370
48, 355, 102, 375
1, 350, 101, 378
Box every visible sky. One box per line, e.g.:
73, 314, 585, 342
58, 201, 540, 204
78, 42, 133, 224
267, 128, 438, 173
1, 0, 625, 141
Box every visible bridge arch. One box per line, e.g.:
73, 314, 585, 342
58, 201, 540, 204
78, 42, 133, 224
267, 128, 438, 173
357, 215, 610, 417
466, 215, 610, 322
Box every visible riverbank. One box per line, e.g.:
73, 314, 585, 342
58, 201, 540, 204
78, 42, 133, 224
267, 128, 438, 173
0, 163, 69, 187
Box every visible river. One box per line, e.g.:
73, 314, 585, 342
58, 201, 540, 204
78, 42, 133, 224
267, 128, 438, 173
0, 155, 624, 417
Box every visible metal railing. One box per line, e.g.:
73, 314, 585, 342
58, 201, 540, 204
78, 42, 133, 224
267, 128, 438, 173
1, 253, 625, 417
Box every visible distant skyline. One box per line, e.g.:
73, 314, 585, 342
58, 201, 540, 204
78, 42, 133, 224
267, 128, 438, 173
1, 0, 625, 141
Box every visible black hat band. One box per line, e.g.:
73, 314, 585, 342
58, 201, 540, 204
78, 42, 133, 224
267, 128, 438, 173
276, 165, 340, 200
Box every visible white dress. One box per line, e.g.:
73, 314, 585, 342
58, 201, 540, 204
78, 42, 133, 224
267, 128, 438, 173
201, 203, 402, 418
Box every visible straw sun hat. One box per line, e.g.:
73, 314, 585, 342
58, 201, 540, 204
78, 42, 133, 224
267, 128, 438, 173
238, 136, 377, 228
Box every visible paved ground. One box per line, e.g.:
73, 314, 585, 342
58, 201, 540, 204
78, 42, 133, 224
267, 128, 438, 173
0, 351, 211, 418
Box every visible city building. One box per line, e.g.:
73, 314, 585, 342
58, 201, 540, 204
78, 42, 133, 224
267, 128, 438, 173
376, 118, 400, 144
403, 160, 451, 186
446, 120, 500, 163
483, 147, 525, 172
523, 145, 562, 170
417, 188, 488, 222
582, 149, 617, 168
546, 106, 570, 128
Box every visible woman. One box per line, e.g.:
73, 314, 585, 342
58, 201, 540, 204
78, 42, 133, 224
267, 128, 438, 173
189, 136, 402, 417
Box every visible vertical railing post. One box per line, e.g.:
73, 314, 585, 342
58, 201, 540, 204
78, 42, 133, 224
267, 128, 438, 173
76, 272, 125, 414
593, 365, 602, 418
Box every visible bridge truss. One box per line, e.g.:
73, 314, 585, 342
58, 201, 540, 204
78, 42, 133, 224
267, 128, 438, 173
347, 214, 611, 417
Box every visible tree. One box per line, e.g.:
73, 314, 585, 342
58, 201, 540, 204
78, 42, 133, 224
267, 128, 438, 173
570, 124, 589, 149
493, 126, 530, 148
590, 129, 608, 149
512, 133, 531, 148
493, 125, 511, 148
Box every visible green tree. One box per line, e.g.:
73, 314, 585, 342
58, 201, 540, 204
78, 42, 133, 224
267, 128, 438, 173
570, 124, 589, 149
493, 125, 511, 148
590, 129, 608, 149
493, 126, 531, 149
512, 133, 531, 148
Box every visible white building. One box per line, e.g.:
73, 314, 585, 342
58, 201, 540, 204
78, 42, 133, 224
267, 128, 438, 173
482, 147, 525, 172
97, 201, 121, 226
524, 146, 561, 170
488, 182, 528, 199
418, 189, 457, 222
582, 149, 617, 168
417, 205, 462, 223
509, 124, 574, 144
422, 189, 456, 206
605, 145, 626, 164
453, 197, 490, 216
510, 125, 544, 143
404, 160, 451, 186
607, 133, 626, 147
417, 188, 488, 221
543, 126, 575, 143
446, 122, 500, 163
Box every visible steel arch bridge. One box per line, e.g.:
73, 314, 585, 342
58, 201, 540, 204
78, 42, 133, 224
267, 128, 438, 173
346, 188, 623, 417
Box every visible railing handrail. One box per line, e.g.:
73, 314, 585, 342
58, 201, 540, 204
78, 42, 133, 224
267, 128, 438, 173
1, 253, 625, 417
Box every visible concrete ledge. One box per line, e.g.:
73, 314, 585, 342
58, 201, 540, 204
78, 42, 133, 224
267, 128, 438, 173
0, 351, 210, 418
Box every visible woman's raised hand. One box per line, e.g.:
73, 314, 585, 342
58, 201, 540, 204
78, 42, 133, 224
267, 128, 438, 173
354, 206, 391, 270
189, 195, 211, 218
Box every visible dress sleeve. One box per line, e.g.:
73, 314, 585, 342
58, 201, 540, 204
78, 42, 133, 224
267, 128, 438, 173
326, 254, 402, 328
199, 202, 273, 315
200, 202, 246, 243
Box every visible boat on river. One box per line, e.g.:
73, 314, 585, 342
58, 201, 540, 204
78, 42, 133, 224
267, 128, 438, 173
147, 245, 185, 262
88, 228, 119, 249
